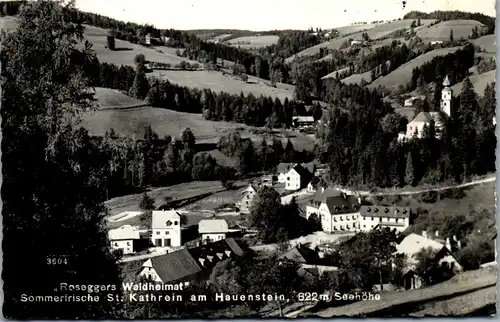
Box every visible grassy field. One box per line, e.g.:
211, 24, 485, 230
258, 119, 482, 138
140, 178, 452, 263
321, 67, 350, 80
417, 20, 486, 42
471, 34, 496, 53
310, 266, 497, 317
341, 69, 374, 85
286, 20, 436, 62
334, 24, 378, 36
367, 46, 463, 90
208, 33, 233, 42
93, 87, 146, 109
451, 69, 496, 96
149, 70, 294, 102
226, 35, 279, 48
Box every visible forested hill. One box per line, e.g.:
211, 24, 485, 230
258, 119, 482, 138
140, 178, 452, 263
403, 10, 495, 33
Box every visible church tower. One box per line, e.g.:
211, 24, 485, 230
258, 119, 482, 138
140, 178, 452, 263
440, 75, 452, 117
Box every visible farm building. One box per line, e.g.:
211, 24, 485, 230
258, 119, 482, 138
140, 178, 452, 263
292, 116, 315, 128
137, 238, 245, 284
151, 210, 182, 248
108, 225, 140, 255
198, 219, 229, 243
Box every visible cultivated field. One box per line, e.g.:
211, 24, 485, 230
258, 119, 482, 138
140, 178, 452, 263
334, 24, 378, 36
93, 87, 147, 109
471, 34, 496, 53
367, 46, 463, 90
286, 19, 436, 62
225, 35, 279, 49
149, 70, 294, 101
416, 20, 486, 42
451, 69, 496, 96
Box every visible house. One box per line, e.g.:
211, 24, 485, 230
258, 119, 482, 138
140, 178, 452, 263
277, 163, 295, 182
160, 36, 170, 44
317, 194, 361, 233
145, 33, 151, 45
305, 187, 343, 219
307, 176, 327, 193
280, 245, 339, 282
430, 40, 443, 46
398, 76, 452, 141
393, 233, 463, 289
284, 164, 313, 191
151, 210, 182, 248
358, 206, 411, 233
137, 238, 245, 284
108, 225, 140, 255
403, 96, 425, 107
198, 219, 229, 243
239, 184, 260, 213
292, 116, 315, 128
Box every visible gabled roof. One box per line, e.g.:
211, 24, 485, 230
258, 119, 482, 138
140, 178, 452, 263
411, 112, 434, 123
277, 163, 294, 174
289, 164, 311, 178
292, 116, 315, 123
311, 187, 343, 203
443, 75, 450, 87
108, 225, 140, 241
198, 219, 229, 234
323, 195, 360, 214
148, 238, 245, 283
279, 245, 320, 264
152, 210, 181, 229
395, 233, 447, 259
360, 206, 410, 218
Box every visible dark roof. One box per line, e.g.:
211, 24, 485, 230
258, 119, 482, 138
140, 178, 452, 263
150, 238, 245, 283
324, 195, 360, 214
310, 176, 320, 186
291, 164, 311, 178
360, 206, 410, 219
150, 248, 203, 283
277, 163, 294, 174
301, 163, 315, 174
279, 245, 320, 264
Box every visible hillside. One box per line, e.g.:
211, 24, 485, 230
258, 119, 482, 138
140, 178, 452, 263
225, 35, 279, 49
321, 67, 350, 80
451, 69, 496, 96
334, 24, 377, 36
367, 46, 463, 90
93, 87, 147, 109
416, 20, 486, 41
471, 34, 496, 53
286, 19, 436, 62
341, 69, 374, 85
309, 266, 497, 317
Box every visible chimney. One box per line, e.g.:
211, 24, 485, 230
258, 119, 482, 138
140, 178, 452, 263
446, 238, 452, 251
422, 230, 427, 239
435, 230, 439, 237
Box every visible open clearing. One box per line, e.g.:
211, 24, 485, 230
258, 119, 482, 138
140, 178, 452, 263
80, 88, 315, 150
225, 35, 279, 49
471, 34, 496, 53
286, 19, 436, 62
334, 24, 378, 36
149, 70, 294, 102
341, 69, 374, 85
451, 69, 496, 96
310, 266, 497, 317
367, 46, 463, 90
417, 20, 486, 42
321, 67, 350, 80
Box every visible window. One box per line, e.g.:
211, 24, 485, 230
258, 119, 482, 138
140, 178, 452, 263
127, 242, 130, 246
174, 221, 178, 225
247, 195, 249, 199
156, 231, 160, 235
395, 218, 399, 223
363, 217, 366, 220
287, 177, 290, 181
218, 236, 222, 240
164, 238, 171, 247
363, 225, 366, 228
155, 239, 162, 247
114, 242, 118, 247
371, 217, 374, 221
165, 231, 169, 235
340, 216, 343, 221
166, 220, 172, 226
246, 201, 249, 205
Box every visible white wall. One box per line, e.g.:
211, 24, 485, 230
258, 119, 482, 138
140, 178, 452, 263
240, 190, 257, 213
405, 121, 426, 139
201, 233, 226, 242
306, 205, 320, 220
151, 214, 181, 247
111, 239, 134, 254
285, 170, 301, 191
359, 216, 409, 232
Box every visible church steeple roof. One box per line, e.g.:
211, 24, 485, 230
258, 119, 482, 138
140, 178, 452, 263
443, 75, 450, 87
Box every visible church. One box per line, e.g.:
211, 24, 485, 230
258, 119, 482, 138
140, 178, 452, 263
398, 76, 452, 141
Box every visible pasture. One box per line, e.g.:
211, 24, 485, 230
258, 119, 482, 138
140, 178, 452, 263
149, 70, 294, 102
451, 69, 496, 96
334, 23, 377, 36
367, 46, 463, 90
471, 34, 496, 53
321, 67, 350, 80
93, 87, 147, 109
225, 35, 279, 49
416, 20, 486, 42
286, 19, 436, 62
208, 33, 233, 42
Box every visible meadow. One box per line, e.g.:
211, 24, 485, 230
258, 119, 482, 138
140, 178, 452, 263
367, 46, 463, 90
416, 20, 486, 42
93, 87, 147, 109
471, 34, 496, 53
225, 35, 280, 48
451, 69, 496, 96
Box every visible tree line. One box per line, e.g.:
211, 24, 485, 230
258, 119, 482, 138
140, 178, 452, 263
403, 10, 495, 34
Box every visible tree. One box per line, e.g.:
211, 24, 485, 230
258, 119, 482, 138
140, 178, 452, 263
129, 62, 150, 99
106, 31, 116, 50
283, 139, 295, 162
449, 29, 454, 42
405, 152, 415, 186
249, 186, 287, 243
139, 193, 155, 210
414, 247, 454, 286
1, 0, 122, 318
134, 53, 146, 66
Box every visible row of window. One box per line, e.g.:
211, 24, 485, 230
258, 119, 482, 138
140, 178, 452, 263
362, 217, 403, 223
156, 231, 171, 235
113, 242, 131, 247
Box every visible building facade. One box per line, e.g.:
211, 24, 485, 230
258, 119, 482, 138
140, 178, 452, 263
317, 195, 361, 233
198, 219, 229, 242
239, 184, 259, 213
108, 225, 140, 255
358, 206, 411, 232
151, 210, 182, 248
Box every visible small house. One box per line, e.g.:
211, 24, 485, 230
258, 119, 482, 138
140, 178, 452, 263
239, 184, 260, 213
292, 116, 315, 128
151, 210, 182, 248
108, 225, 140, 255
284, 164, 312, 191
198, 219, 229, 243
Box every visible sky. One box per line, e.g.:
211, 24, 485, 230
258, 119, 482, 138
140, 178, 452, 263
75, 0, 496, 31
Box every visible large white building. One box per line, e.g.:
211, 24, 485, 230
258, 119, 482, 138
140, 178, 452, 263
398, 75, 452, 141
198, 219, 229, 243
151, 210, 182, 248
108, 225, 140, 255
316, 195, 362, 233
358, 206, 411, 233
